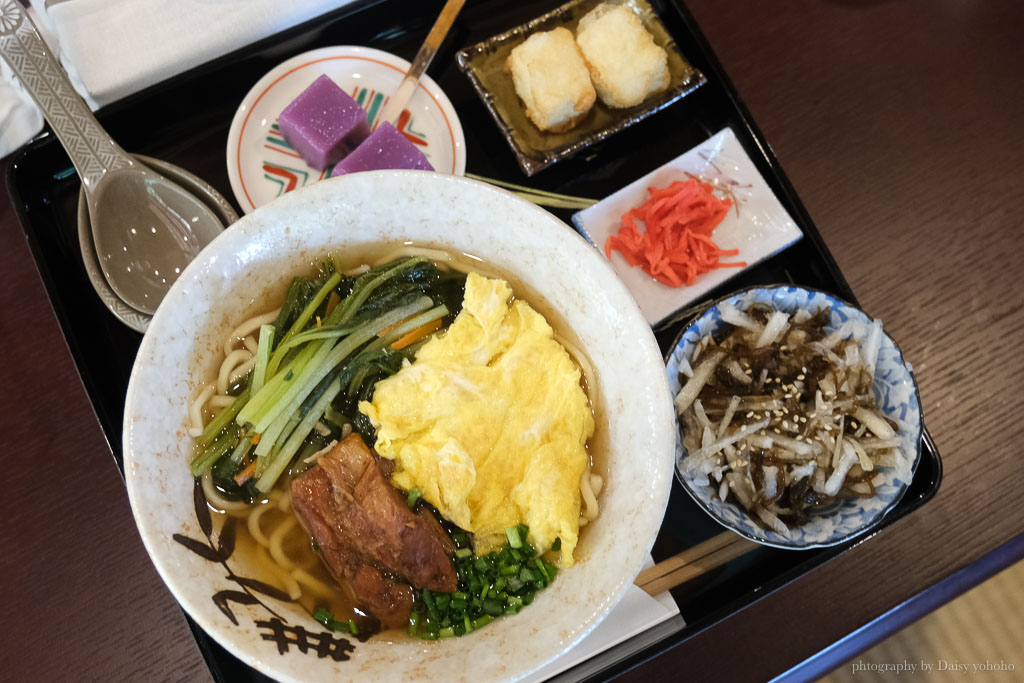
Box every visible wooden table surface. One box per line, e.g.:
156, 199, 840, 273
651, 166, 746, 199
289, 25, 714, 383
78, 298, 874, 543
2, 0, 1022, 680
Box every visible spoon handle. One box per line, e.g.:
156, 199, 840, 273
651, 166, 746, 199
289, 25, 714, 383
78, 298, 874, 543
0, 1, 130, 187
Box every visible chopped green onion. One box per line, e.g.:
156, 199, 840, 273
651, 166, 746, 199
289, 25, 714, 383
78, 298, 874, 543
406, 487, 422, 508
408, 612, 419, 637
423, 589, 439, 621
312, 607, 351, 633
409, 524, 557, 640
504, 526, 523, 549
551, 537, 561, 552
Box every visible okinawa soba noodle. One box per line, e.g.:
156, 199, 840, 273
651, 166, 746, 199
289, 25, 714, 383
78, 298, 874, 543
187, 247, 604, 633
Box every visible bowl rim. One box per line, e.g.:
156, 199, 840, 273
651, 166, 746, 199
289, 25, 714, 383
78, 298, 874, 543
122, 170, 676, 681
665, 282, 924, 550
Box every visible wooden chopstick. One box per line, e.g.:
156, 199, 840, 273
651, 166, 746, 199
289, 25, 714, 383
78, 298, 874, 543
465, 173, 598, 209
378, 0, 467, 126
634, 531, 759, 596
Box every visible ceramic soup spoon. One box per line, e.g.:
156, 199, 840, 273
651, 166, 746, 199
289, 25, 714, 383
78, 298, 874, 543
0, 1, 225, 314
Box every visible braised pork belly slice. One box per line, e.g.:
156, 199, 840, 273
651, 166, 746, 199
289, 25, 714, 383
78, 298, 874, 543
290, 433, 456, 628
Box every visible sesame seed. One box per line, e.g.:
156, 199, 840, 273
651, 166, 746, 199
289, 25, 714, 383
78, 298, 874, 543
797, 374, 806, 380
773, 428, 781, 434
782, 421, 790, 429
780, 345, 789, 351
746, 411, 754, 418
802, 366, 808, 373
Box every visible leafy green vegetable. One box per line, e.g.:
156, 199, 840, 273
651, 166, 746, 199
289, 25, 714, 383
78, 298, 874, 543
209, 454, 260, 503
189, 256, 467, 497
312, 607, 353, 633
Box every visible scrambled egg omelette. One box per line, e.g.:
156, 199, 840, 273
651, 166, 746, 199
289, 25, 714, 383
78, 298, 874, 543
359, 273, 594, 567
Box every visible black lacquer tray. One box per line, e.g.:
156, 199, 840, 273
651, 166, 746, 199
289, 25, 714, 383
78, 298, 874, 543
4, 0, 942, 680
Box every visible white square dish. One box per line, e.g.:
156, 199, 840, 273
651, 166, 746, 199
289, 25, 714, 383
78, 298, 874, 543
571, 127, 803, 327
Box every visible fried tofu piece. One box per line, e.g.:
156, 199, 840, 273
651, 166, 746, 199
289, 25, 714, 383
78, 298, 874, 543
575, 3, 670, 109
505, 27, 596, 133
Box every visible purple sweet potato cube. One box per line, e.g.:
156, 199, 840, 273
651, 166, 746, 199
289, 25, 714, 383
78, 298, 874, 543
277, 74, 370, 171
330, 122, 435, 177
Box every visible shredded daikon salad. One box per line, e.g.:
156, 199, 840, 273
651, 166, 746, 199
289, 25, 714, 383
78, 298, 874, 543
674, 302, 908, 535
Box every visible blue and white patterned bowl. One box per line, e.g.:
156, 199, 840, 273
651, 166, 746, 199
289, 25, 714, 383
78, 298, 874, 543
665, 285, 923, 549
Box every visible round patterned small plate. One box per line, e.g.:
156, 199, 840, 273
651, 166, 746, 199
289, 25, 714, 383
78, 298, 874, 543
226, 46, 466, 214
665, 285, 923, 549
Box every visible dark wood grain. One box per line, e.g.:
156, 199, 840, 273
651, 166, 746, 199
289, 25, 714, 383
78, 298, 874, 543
0, 203, 212, 679
0, 0, 1021, 680
618, 0, 1024, 679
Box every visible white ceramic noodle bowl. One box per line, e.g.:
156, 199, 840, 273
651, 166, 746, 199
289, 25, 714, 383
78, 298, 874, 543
122, 171, 676, 683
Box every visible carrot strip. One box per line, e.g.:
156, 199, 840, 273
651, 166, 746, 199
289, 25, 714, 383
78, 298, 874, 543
604, 178, 746, 288
235, 458, 258, 485
391, 318, 443, 350
325, 291, 342, 316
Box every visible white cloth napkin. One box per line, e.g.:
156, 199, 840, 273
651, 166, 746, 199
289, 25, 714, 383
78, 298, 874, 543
28, 0, 355, 106
1, 0, 355, 158
526, 557, 681, 682
0, 59, 43, 157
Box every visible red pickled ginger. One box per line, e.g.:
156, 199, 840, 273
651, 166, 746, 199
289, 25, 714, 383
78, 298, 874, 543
604, 178, 745, 288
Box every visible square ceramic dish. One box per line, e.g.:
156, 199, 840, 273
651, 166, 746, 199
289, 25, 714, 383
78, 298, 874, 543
455, 0, 706, 176
571, 128, 803, 328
